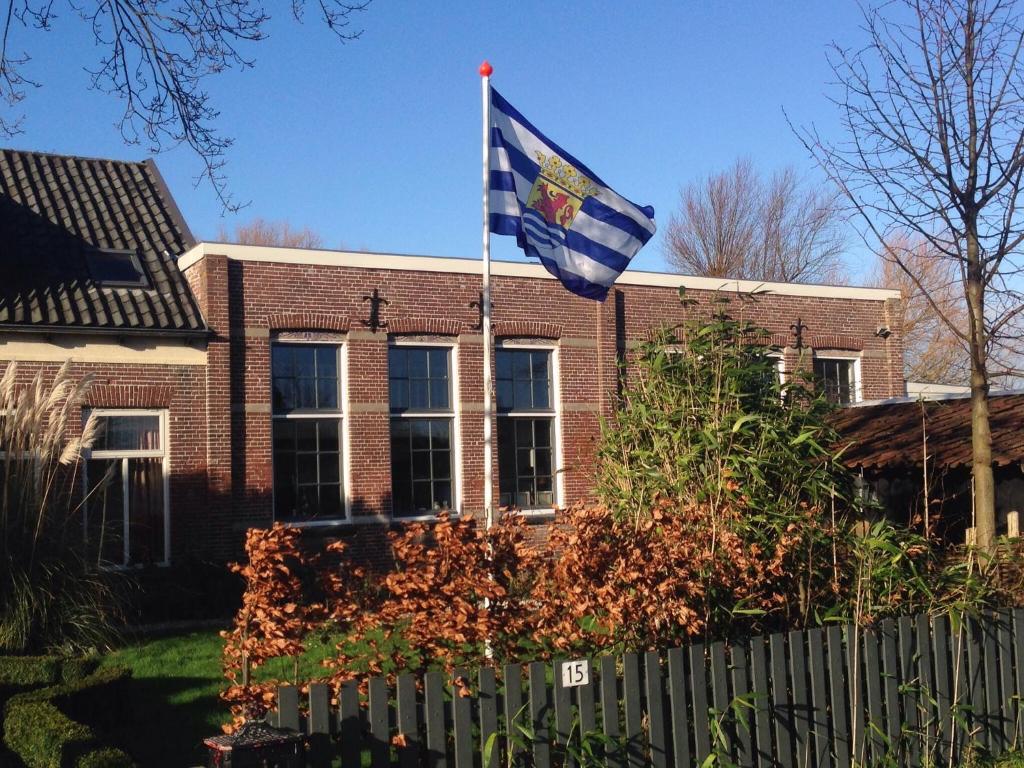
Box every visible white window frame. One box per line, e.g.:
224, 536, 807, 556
270, 339, 349, 526
813, 353, 863, 404
388, 339, 460, 521
495, 341, 561, 515
83, 408, 170, 567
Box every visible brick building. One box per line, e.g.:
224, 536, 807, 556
0, 149, 906, 568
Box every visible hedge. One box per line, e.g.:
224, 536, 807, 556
3, 666, 134, 768
0, 656, 99, 700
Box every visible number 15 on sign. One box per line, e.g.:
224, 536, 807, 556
561, 659, 589, 687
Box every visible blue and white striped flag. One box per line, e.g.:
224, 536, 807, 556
488, 87, 656, 301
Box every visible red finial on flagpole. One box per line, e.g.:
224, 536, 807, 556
479, 60, 493, 77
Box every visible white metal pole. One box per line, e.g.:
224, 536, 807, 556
480, 61, 494, 533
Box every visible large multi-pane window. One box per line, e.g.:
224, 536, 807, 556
271, 343, 344, 521
813, 356, 859, 405
496, 347, 556, 510
84, 411, 168, 567
389, 345, 454, 517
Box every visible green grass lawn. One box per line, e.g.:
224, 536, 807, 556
99, 628, 346, 767
96, 621, 417, 767
99, 629, 228, 767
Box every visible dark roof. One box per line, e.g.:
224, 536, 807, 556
832, 392, 1024, 470
0, 149, 206, 334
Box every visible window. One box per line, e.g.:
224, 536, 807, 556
272, 343, 344, 521
84, 411, 167, 567
814, 356, 859, 404
389, 345, 454, 517
85, 249, 149, 288
496, 347, 556, 510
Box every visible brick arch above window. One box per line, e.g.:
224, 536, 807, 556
493, 321, 561, 340
807, 334, 865, 352
387, 317, 463, 336
84, 384, 173, 408
266, 312, 350, 332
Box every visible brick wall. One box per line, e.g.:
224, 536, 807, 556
177, 252, 904, 567
2, 251, 904, 570
0, 358, 209, 561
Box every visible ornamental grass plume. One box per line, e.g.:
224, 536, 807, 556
0, 362, 123, 654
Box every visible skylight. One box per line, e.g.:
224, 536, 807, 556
85, 249, 149, 288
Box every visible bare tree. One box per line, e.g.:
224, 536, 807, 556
871, 235, 969, 384
796, 0, 1024, 553
218, 217, 324, 249
664, 158, 847, 283
0, 2, 370, 210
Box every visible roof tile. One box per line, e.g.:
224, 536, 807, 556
0, 149, 205, 333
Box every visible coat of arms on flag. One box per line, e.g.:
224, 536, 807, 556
487, 87, 656, 301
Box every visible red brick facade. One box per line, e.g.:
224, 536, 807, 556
0, 244, 906, 568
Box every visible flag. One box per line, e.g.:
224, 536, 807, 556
487, 87, 656, 301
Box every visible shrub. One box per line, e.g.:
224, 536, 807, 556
587, 300, 856, 635
221, 523, 365, 727
329, 511, 538, 679
0, 655, 99, 708
3, 667, 134, 768
0, 362, 124, 654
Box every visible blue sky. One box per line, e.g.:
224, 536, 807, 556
12, 2, 874, 277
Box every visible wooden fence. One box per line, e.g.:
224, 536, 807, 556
270, 608, 1024, 767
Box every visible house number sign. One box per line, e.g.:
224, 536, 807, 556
560, 660, 590, 687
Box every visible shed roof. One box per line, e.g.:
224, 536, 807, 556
0, 149, 205, 335
832, 392, 1024, 470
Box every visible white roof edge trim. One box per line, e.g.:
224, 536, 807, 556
177, 242, 902, 301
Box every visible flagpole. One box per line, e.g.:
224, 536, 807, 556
480, 60, 494, 533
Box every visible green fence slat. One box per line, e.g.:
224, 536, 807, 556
827, 626, 851, 768
897, 616, 919, 767
982, 614, 1002, 754
749, 635, 772, 767
579, 658, 597, 737
452, 668, 473, 768
932, 614, 953, 767
339, 680, 361, 768
730, 642, 754, 768
690, 643, 712, 763
845, 625, 867, 768
952, 615, 971, 763
397, 673, 419, 768
622, 652, 644, 768
600, 655, 622, 768
880, 619, 901, 751
806, 628, 831, 768
479, 667, 499, 768
554, 660, 573, 768
915, 612, 936, 767
709, 642, 731, 763
667, 647, 692, 768
503, 663, 524, 768
788, 630, 809, 768
277, 685, 300, 731
862, 626, 885, 764
645, 651, 668, 768
770, 632, 794, 768
425, 670, 448, 768
368, 676, 390, 768
997, 610, 1015, 751
1013, 609, 1024, 747
529, 661, 551, 768
968, 617, 987, 752
307, 682, 332, 768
